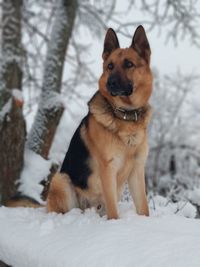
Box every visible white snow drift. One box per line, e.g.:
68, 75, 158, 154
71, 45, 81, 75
0, 199, 200, 267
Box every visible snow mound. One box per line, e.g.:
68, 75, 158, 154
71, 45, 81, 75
0, 98, 12, 122
188, 188, 200, 205
0, 202, 200, 267
12, 89, 23, 102
19, 149, 51, 203
149, 195, 197, 218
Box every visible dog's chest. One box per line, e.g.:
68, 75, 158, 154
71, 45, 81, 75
112, 153, 125, 170
120, 132, 139, 146
118, 127, 145, 147
107, 140, 135, 173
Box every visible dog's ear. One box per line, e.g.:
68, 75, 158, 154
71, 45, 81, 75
102, 28, 120, 61
130, 25, 151, 64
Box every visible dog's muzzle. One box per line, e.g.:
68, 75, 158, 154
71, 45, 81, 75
106, 75, 133, 97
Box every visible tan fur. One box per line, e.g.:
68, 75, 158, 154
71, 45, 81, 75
5, 199, 41, 208
47, 173, 78, 213
84, 97, 151, 218
47, 26, 153, 219
99, 48, 153, 110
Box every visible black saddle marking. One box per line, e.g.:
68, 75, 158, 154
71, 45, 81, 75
60, 115, 92, 189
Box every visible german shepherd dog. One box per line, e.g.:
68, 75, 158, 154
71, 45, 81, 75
47, 25, 153, 219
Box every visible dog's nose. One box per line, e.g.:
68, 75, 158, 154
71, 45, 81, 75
106, 75, 133, 96
107, 76, 117, 90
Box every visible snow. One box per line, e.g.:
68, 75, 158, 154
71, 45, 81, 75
0, 3, 199, 266
18, 149, 51, 203
26, 0, 71, 154
49, 100, 87, 163
0, 201, 200, 267
188, 188, 200, 206
14, 78, 200, 267
149, 195, 197, 218
0, 98, 12, 122
12, 89, 23, 102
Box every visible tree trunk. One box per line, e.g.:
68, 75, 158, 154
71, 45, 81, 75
0, 0, 25, 204
0, 260, 11, 267
27, 0, 78, 159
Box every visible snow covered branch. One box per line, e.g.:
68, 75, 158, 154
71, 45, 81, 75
27, 0, 77, 159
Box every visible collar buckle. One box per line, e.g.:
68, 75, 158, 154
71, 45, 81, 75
134, 111, 138, 121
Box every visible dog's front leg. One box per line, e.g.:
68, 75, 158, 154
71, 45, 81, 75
100, 165, 118, 219
128, 164, 149, 216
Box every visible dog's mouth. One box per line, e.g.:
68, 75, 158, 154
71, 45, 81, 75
110, 90, 132, 97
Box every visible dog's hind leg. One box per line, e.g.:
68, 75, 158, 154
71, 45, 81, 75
47, 173, 78, 213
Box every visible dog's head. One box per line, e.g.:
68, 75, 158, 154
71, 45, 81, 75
99, 26, 153, 109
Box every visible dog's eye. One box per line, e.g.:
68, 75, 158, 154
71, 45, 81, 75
107, 62, 114, 70
125, 60, 135, 68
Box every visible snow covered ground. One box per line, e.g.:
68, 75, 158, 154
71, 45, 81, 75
0, 198, 200, 267
3, 84, 199, 267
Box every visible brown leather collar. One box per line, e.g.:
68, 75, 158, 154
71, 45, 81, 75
111, 105, 146, 122
88, 92, 148, 122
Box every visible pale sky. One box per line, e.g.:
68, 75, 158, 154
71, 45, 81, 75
83, 1, 200, 78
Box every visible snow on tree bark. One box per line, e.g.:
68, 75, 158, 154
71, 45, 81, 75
27, 0, 77, 159
0, 0, 26, 203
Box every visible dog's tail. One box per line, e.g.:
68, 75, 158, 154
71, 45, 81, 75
4, 193, 43, 208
